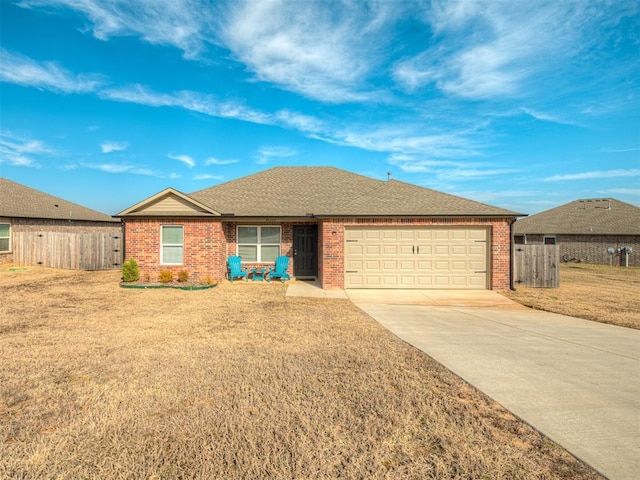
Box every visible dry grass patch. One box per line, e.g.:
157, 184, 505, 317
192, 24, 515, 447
503, 263, 640, 329
1, 267, 601, 479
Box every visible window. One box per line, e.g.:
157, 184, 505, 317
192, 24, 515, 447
0, 223, 9, 252
161, 225, 183, 265
237, 226, 281, 262
544, 236, 556, 245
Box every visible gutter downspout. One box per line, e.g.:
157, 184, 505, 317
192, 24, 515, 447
510, 218, 515, 291
121, 218, 126, 265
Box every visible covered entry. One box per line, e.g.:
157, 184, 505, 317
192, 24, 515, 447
344, 227, 489, 289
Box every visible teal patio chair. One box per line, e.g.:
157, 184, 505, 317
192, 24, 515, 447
268, 255, 291, 283
227, 255, 248, 283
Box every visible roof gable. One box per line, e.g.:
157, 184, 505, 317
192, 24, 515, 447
116, 188, 220, 217
514, 198, 640, 235
0, 177, 118, 222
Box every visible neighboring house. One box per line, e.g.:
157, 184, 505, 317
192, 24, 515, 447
118, 167, 521, 290
513, 198, 640, 266
0, 178, 122, 270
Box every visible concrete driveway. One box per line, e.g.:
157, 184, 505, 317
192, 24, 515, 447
347, 289, 640, 480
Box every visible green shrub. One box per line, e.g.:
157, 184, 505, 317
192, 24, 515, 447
158, 270, 174, 283
177, 270, 189, 283
122, 259, 140, 283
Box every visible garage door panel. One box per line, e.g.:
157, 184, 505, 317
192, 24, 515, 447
415, 230, 433, 241
382, 260, 398, 270
345, 227, 488, 289
469, 260, 485, 270
397, 275, 415, 286
469, 229, 486, 240
434, 245, 450, 255
346, 259, 363, 270
417, 260, 432, 270
451, 260, 468, 271
399, 245, 414, 255
434, 260, 450, 271
451, 230, 468, 240
365, 245, 381, 255
365, 260, 381, 270
398, 260, 415, 271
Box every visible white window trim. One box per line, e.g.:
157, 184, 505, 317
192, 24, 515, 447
160, 225, 184, 265
543, 235, 556, 245
237, 225, 281, 263
0, 222, 10, 253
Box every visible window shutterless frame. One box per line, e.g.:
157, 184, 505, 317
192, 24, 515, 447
160, 225, 184, 265
237, 225, 281, 263
0, 223, 10, 253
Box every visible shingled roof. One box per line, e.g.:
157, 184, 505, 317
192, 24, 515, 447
0, 177, 118, 222
514, 198, 640, 236
188, 167, 519, 217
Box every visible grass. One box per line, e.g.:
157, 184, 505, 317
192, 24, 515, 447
0, 267, 601, 479
502, 263, 640, 329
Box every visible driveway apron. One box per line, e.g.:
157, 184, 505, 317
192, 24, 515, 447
347, 289, 640, 480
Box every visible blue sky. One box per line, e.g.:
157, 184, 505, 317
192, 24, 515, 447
1, 0, 638, 216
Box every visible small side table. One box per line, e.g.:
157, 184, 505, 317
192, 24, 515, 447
251, 267, 266, 281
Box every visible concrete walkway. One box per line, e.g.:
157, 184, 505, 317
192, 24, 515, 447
285, 280, 348, 299
346, 289, 640, 480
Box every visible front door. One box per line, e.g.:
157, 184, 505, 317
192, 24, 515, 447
293, 225, 318, 278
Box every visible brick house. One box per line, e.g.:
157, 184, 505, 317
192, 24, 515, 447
117, 167, 521, 290
0, 177, 122, 270
513, 198, 640, 266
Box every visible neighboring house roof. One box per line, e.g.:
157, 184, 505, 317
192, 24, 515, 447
120, 167, 520, 217
514, 198, 640, 236
0, 177, 118, 222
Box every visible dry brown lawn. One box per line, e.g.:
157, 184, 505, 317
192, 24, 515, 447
503, 263, 640, 329
0, 267, 601, 479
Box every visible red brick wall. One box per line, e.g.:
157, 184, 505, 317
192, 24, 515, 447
319, 217, 514, 290
125, 217, 514, 289
124, 218, 226, 282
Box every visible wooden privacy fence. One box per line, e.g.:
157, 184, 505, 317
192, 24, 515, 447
13, 231, 123, 270
513, 244, 560, 288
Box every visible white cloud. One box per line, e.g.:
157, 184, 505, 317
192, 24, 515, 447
83, 162, 165, 177
256, 146, 296, 164
19, 0, 211, 59
0, 131, 53, 167
0, 48, 104, 93
393, 1, 628, 100
218, 0, 399, 102
600, 147, 640, 153
598, 188, 640, 196
193, 174, 223, 180
544, 169, 640, 181
168, 153, 195, 168
205, 157, 238, 165
101, 141, 128, 153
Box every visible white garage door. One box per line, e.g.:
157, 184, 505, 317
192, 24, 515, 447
345, 227, 489, 289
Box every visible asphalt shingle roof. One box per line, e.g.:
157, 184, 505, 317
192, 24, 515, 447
189, 167, 519, 217
0, 177, 118, 222
513, 198, 640, 235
